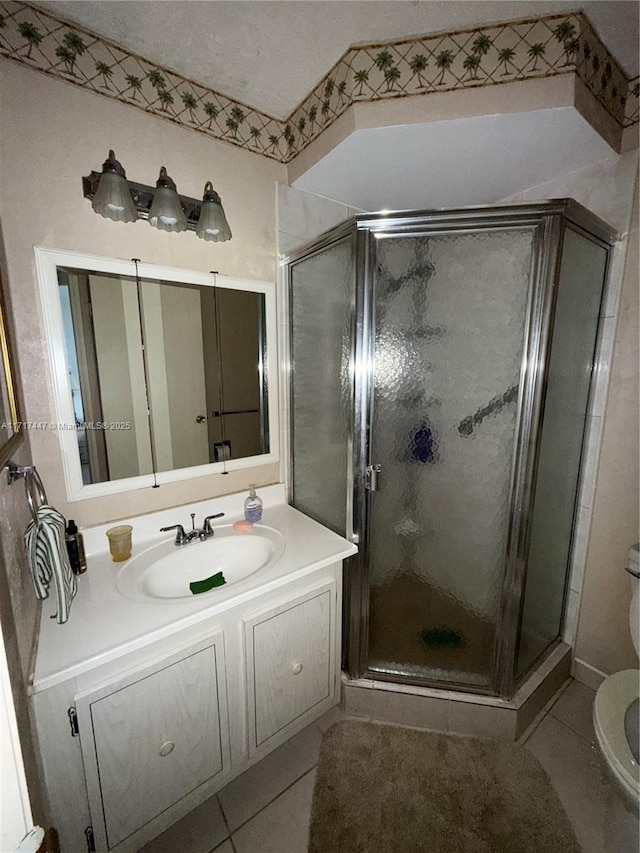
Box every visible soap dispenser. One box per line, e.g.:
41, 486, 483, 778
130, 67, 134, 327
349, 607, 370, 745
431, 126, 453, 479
244, 484, 263, 523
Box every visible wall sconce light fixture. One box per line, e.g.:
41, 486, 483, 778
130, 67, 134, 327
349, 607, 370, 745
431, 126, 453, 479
148, 167, 188, 233
196, 182, 232, 242
83, 150, 232, 242
90, 150, 138, 223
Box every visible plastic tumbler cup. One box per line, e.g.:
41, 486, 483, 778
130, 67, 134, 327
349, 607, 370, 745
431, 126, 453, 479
106, 525, 133, 562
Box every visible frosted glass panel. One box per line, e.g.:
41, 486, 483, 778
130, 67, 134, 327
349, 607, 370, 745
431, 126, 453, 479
367, 230, 534, 688
516, 229, 607, 677
291, 239, 353, 534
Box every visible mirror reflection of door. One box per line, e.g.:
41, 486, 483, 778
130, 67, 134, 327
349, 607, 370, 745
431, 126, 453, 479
204, 288, 265, 464
59, 269, 154, 485
140, 281, 209, 472
57, 268, 268, 485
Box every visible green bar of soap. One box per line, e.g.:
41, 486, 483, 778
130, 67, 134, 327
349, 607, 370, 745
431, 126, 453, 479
189, 571, 226, 594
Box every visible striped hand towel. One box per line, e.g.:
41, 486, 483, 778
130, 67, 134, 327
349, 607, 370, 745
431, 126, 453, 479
25, 506, 77, 624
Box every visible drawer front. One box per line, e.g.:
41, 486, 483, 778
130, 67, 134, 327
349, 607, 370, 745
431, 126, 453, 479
87, 644, 223, 849
250, 589, 333, 747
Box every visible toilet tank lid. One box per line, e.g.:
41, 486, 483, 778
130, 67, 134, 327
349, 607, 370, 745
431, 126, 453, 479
629, 544, 639, 574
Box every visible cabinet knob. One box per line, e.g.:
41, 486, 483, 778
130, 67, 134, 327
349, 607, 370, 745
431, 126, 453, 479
159, 740, 175, 757
291, 661, 303, 675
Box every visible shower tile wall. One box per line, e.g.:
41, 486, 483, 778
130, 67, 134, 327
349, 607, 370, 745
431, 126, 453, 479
563, 307, 617, 648
276, 184, 362, 256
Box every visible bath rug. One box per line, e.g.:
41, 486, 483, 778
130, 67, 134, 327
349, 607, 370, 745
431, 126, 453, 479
308, 720, 581, 853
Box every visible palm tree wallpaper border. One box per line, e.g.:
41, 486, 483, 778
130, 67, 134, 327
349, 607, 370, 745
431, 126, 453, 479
0, 1, 637, 164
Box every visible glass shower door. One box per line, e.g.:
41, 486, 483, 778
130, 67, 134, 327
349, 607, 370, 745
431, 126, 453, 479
289, 235, 354, 535
364, 229, 535, 690
515, 227, 609, 677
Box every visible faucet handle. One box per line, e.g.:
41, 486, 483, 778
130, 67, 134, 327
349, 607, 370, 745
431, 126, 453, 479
202, 512, 225, 535
160, 524, 188, 545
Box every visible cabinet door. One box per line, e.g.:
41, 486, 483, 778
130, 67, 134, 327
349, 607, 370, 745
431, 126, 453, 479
76, 638, 227, 850
246, 583, 336, 751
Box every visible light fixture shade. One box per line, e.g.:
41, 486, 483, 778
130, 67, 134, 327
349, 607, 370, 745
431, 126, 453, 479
148, 167, 187, 232
196, 182, 232, 242
91, 150, 137, 223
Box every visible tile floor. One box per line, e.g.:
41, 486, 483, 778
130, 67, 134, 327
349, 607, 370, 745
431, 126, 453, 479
141, 681, 638, 853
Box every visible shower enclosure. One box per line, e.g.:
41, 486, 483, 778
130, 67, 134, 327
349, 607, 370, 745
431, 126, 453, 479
286, 200, 615, 699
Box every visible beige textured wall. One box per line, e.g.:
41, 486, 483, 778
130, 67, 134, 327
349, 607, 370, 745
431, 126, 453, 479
575, 175, 639, 675
0, 440, 45, 825
0, 61, 286, 527
0, 220, 45, 823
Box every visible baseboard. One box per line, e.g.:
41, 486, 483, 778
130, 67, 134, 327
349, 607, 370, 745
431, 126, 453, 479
27, 603, 43, 696
571, 657, 607, 691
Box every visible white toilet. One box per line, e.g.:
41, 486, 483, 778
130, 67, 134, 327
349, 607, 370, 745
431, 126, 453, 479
593, 543, 640, 812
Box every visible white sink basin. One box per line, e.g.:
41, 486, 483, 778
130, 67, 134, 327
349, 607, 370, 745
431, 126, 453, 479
116, 525, 285, 603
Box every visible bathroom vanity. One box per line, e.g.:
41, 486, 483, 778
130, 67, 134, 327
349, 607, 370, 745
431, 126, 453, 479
31, 490, 356, 852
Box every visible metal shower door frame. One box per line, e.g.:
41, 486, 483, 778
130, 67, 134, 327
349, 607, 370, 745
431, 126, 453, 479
285, 221, 358, 531
506, 214, 616, 692
349, 202, 604, 697
285, 200, 617, 699
350, 208, 549, 694
493, 206, 616, 696
285, 221, 362, 670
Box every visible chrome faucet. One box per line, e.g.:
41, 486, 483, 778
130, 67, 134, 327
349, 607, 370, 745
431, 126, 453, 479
160, 512, 225, 546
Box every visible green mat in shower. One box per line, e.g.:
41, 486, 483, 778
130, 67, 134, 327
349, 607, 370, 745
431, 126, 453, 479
419, 627, 464, 649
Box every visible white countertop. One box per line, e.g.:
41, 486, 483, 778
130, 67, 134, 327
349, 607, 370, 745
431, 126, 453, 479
33, 487, 357, 693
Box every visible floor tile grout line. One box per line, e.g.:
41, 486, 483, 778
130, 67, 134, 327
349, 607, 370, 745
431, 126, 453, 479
548, 708, 596, 744
212, 791, 233, 851
546, 677, 573, 713
214, 722, 328, 839
226, 763, 319, 836
545, 678, 598, 744
208, 838, 236, 853
518, 703, 556, 746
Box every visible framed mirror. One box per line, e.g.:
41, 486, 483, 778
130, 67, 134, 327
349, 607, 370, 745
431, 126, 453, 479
0, 266, 23, 468
35, 248, 279, 501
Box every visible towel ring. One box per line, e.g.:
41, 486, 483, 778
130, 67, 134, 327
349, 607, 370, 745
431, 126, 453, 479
25, 468, 47, 523
4, 461, 48, 524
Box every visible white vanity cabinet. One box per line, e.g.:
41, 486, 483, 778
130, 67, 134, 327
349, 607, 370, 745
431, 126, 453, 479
246, 583, 336, 754
32, 560, 344, 853
75, 634, 229, 852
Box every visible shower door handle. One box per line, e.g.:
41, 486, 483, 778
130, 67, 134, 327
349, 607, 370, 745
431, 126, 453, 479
365, 464, 381, 491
